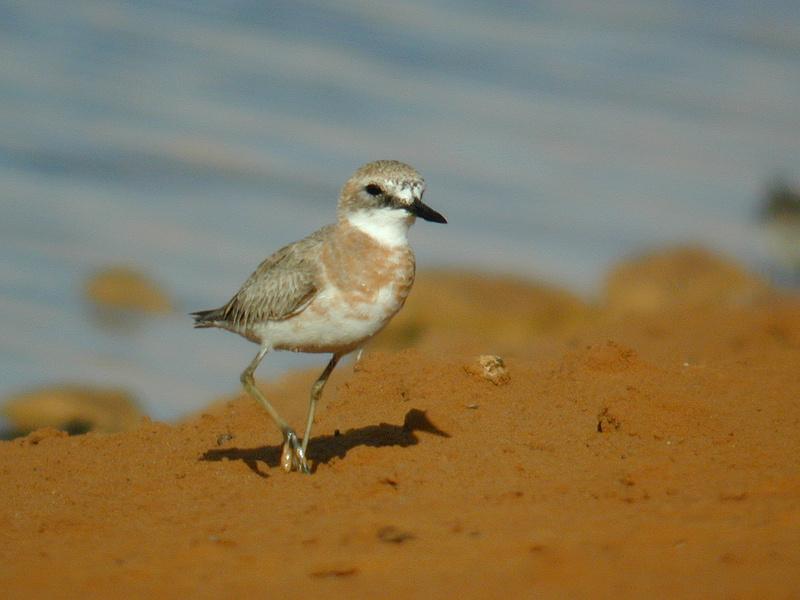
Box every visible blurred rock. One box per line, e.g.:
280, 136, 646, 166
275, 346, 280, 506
760, 180, 800, 280
85, 266, 173, 315
605, 246, 770, 314
1, 385, 142, 437
760, 179, 800, 223
371, 270, 593, 354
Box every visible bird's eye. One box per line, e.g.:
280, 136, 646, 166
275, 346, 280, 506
365, 184, 383, 196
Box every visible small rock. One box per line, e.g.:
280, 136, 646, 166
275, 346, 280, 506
216, 432, 235, 446
377, 526, 415, 544
464, 355, 510, 386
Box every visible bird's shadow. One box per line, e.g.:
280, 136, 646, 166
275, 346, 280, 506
200, 408, 450, 477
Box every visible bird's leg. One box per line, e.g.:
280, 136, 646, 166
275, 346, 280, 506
301, 354, 342, 458
240, 346, 309, 474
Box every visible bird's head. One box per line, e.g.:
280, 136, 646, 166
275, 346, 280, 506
339, 160, 446, 245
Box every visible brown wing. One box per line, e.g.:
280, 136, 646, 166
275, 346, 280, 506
219, 225, 331, 331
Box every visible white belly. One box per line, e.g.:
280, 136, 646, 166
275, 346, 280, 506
253, 282, 406, 354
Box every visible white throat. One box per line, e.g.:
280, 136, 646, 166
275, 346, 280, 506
346, 208, 413, 247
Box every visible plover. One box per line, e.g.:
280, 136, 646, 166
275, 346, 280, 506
192, 160, 446, 473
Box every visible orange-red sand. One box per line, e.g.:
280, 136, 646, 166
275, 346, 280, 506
2, 293, 799, 597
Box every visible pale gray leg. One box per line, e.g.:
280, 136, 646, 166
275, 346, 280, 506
240, 346, 309, 474
301, 354, 342, 457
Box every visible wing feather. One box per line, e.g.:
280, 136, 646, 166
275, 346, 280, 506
220, 225, 331, 331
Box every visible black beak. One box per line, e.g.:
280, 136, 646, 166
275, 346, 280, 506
409, 199, 447, 224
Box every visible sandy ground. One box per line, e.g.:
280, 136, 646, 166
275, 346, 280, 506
2, 256, 800, 598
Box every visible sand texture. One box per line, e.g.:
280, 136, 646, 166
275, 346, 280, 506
2, 261, 800, 598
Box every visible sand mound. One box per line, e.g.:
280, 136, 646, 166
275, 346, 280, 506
370, 269, 594, 355
1, 385, 141, 437
604, 246, 770, 314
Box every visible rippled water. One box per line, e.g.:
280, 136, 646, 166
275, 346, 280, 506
1, 0, 799, 419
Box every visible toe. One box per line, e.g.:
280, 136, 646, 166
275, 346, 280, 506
280, 430, 312, 473
281, 446, 293, 472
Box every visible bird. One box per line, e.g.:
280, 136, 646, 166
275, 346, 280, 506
192, 160, 447, 473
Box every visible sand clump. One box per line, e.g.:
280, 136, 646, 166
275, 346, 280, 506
463, 355, 511, 386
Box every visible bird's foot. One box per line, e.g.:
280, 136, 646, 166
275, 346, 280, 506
281, 430, 310, 474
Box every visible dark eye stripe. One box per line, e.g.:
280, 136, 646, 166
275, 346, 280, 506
365, 184, 383, 196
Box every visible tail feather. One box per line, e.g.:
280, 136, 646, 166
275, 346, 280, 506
191, 307, 225, 328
